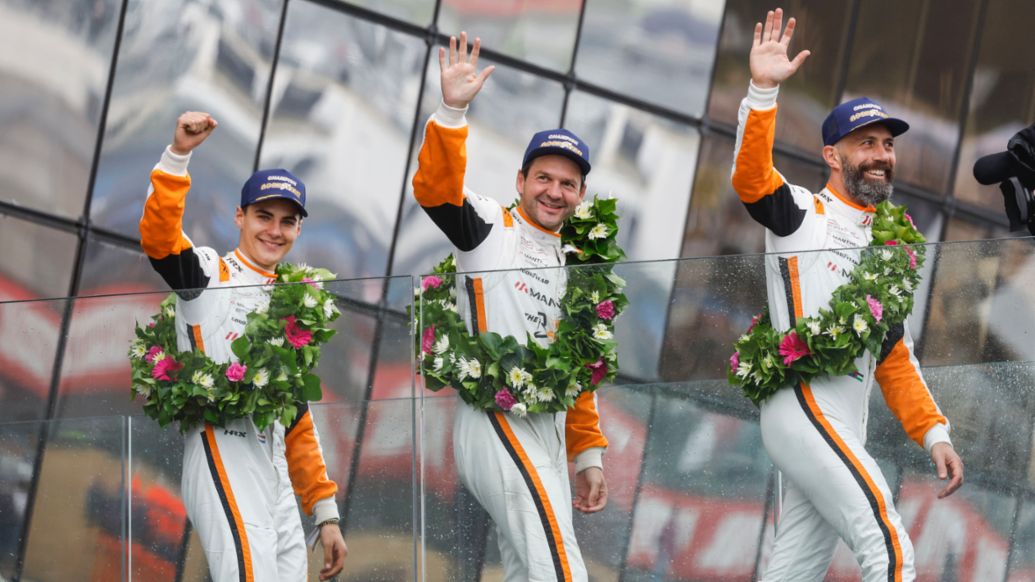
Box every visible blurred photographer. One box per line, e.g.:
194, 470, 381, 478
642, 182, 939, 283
973, 124, 1035, 233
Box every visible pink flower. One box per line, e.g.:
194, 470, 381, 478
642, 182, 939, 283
778, 331, 811, 367
144, 345, 163, 364
585, 359, 608, 386
905, 213, 916, 229
302, 277, 319, 288
225, 362, 247, 382
283, 315, 313, 349
903, 245, 917, 270
147, 322, 156, 329
422, 276, 443, 291
729, 352, 740, 371
421, 325, 436, 355
151, 357, 183, 382
595, 299, 616, 321
494, 389, 517, 411
884, 240, 899, 246
747, 313, 763, 333
866, 295, 883, 322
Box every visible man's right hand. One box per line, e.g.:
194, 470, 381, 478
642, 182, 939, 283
439, 31, 495, 109
749, 8, 811, 89
171, 111, 218, 155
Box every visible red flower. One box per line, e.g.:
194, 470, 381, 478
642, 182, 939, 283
595, 299, 616, 321
421, 325, 436, 355
151, 357, 183, 381
778, 331, 811, 366
144, 345, 163, 363
747, 313, 763, 333
884, 240, 899, 246
903, 245, 917, 270
585, 359, 608, 386
494, 389, 517, 411
729, 352, 740, 371
283, 315, 313, 349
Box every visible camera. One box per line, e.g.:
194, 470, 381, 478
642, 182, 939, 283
973, 124, 1035, 235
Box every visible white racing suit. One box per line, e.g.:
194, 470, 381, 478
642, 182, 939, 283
731, 83, 952, 582
413, 103, 609, 581
140, 147, 339, 582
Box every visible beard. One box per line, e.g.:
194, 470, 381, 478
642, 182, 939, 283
840, 155, 894, 206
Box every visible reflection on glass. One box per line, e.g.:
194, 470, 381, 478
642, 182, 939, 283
576, 0, 724, 117
393, 56, 566, 277
842, 0, 980, 194
952, 0, 1035, 211
262, 3, 427, 280
707, 0, 850, 153
437, 0, 580, 73
0, 420, 42, 579
77, 235, 166, 296
0, 0, 120, 218
91, 0, 281, 245
1009, 499, 1035, 578
19, 417, 127, 581
329, 0, 436, 26
0, 211, 78, 301
0, 296, 68, 422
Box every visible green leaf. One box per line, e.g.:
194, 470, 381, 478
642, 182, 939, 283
302, 374, 322, 401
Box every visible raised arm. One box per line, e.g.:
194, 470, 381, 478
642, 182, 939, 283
140, 112, 219, 294
412, 33, 503, 253
731, 9, 814, 238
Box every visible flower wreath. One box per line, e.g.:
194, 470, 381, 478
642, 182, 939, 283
129, 264, 341, 432
728, 202, 927, 406
414, 196, 628, 416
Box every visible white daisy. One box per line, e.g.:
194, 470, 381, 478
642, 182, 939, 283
130, 343, 147, 359
573, 201, 593, 220
433, 357, 444, 372
590, 291, 600, 303
323, 299, 338, 318
433, 334, 450, 354
508, 367, 528, 388
736, 362, 752, 378
510, 403, 528, 417
538, 389, 555, 402
303, 293, 318, 309
826, 325, 844, 339
253, 369, 270, 388
561, 244, 580, 255
852, 314, 869, 336
880, 249, 893, 261
807, 320, 821, 336
592, 323, 613, 341
163, 305, 176, 318
191, 370, 214, 389
269, 337, 285, 347
863, 272, 879, 281
903, 279, 914, 292
588, 224, 609, 240
888, 285, 902, 298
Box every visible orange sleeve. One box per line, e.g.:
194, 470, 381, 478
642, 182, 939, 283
140, 169, 194, 260
875, 339, 948, 448
412, 120, 469, 208
731, 107, 786, 204
284, 408, 338, 515
565, 391, 608, 460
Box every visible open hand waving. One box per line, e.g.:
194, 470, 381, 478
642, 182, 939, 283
750, 8, 811, 89
439, 31, 495, 109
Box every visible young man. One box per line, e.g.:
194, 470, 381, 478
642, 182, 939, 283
139, 112, 347, 582
413, 33, 609, 581
731, 10, 965, 582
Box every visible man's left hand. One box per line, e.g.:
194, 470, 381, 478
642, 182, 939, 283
316, 522, 347, 580
573, 467, 608, 513
931, 442, 964, 499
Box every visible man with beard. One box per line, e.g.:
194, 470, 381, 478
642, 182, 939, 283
730, 9, 964, 581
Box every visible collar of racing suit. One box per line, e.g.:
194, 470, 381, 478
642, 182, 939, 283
512, 206, 564, 251
820, 183, 876, 227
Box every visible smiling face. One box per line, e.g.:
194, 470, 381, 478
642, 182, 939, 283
824, 124, 897, 207
516, 154, 587, 231
234, 198, 302, 270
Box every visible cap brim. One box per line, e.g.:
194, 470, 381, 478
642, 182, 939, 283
525, 147, 591, 175
857, 116, 910, 137
246, 194, 308, 217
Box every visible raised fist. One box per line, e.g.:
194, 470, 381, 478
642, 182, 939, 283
171, 111, 218, 155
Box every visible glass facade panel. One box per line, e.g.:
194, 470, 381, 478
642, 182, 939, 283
0, 295, 68, 422
329, 0, 436, 26
841, 0, 980, 194
0, 0, 120, 218
0, 419, 43, 579
952, 0, 1035, 211
436, 0, 581, 73
262, 3, 427, 279
576, 0, 724, 117
0, 215, 78, 301
90, 0, 282, 246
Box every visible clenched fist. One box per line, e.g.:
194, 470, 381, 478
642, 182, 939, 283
171, 111, 218, 155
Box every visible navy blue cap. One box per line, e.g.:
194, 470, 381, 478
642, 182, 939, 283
522, 129, 591, 176
821, 97, 909, 147
240, 169, 307, 217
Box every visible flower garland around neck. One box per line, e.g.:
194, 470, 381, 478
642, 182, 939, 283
728, 201, 927, 406
130, 264, 340, 432
414, 195, 628, 416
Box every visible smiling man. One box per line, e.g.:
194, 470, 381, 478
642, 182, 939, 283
139, 112, 347, 582
412, 32, 609, 582
731, 9, 964, 582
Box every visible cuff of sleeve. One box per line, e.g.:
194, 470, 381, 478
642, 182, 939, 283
574, 447, 604, 473
312, 497, 339, 525
923, 425, 952, 454
433, 100, 468, 128
158, 146, 191, 176
746, 80, 780, 110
